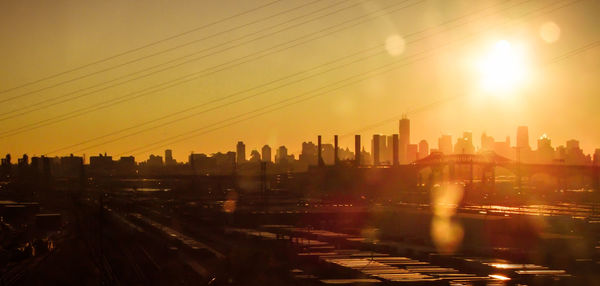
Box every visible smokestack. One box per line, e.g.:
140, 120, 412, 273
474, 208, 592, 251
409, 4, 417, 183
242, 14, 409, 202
393, 134, 399, 166
354, 135, 361, 166
318, 135, 324, 167
334, 135, 339, 165
373, 135, 380, 166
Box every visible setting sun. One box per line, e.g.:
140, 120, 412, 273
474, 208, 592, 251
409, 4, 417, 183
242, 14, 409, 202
477, 40, 529, 94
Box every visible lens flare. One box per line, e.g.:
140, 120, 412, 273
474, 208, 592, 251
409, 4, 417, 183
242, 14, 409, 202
540, 22, 560, 43
385, 35, 406, 56
430, 184, 464, 254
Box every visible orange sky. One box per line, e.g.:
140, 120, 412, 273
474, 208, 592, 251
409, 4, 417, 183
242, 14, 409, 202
1, 0, 599, 162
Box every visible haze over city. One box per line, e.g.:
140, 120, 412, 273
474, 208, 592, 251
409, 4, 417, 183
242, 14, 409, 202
2, 1, 600, 285
1, 0, 599, 161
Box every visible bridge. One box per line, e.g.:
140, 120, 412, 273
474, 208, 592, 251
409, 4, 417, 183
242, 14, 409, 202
413, 152, 600, 189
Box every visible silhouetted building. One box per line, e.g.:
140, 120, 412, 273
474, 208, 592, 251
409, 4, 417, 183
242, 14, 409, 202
399, 117, 410, 164
275, 146, 288, 164
261, 145, 272, 162
418, 140, 429, 159
494, 136, 512, 159
360, 147, 371, 165
1, 154, 11, 178
299, 142, 317, 165
214, 152, 236, 174
392, 134, 399, 165
338, 147, 354, 161
236, 141, 246, 164
60, 154, 84, 178
454, 132, 474, 154
515, 126, 534, 162
322, 143, 335, 165
556, 145, 566, 162
438, 135, 452, 155
165, 149, 176, 166
89, 153, 113, 176
249, 150, 261, 162
517, 126, 530, 149
481, 133, 494, 152
407, 144, 418, 163
565, 139, 586, 165
536, 134, 554, 163
18, 154, 28, 166
146, 155, 162, 168
117, 156, 136, 175
190, 153, 210, 174
17, 154, 29, 177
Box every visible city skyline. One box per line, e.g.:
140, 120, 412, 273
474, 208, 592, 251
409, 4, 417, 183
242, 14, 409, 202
2, 2, 600, 284
1, 0, 599, 160
4, 120, 598, 166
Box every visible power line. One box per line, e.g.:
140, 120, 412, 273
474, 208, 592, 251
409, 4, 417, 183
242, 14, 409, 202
119, 1, 589, 157
0, 0, 284, 95
128, 37, 599, 157
38, 0, 531, 152
338, 39, 600, 139
2, 0, 424, 136
0, 0, 367, 119
0, 0, 327, 105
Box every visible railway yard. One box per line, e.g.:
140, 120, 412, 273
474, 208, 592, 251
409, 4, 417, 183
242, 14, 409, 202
2, 182, 600, 285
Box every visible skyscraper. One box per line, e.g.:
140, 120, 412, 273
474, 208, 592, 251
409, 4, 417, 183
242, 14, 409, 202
275, 146, 288, 164
165, 149, 175, 166
438, 135, 452, 155
249, 150, 261, 162
481, 133, 494, 152
261, 145, 271, 162
399, 116, 410, 164
536, 134, 554, 163
517, 126, 530, 149
407, 144, 418, 163
454, 133, 475, 154
418, 140, 429, 159
236, 141, 246, 164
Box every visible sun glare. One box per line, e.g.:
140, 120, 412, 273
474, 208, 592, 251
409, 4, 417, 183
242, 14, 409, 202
477, 40, 529, 94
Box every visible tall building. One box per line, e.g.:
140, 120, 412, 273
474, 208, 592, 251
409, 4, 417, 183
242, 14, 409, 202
261, 145, 272, 162
565, 139, 586, 164
275, 146, 288, 164
438, 135, 452, 155
454, 132, 474, 154
299, 142, 317, 165
418, 140, 429, 159
481, 133, 494, 152
236, 141, 246, 164
517, 126, 530, 149
392, 134, 399, 165
147, 155, 163, 167
399, 117, 410, 164
516, 126, 533, 162
60, 154, 84, 178
494, 136, 512, 159
536, 134, 554, 163
407, 144, 418, 163
165, 149, 176, 166
249, 150, 261, 162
